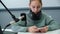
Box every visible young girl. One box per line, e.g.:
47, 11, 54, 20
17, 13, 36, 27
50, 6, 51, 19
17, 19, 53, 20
11, 0, 60, 33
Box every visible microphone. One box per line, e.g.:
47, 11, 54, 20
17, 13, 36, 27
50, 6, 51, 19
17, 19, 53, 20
3, 13, 26, 32
20, 13, 27, 26
10, 16, 24, 24
0, 0, 26, 33
10, 13, 26, 24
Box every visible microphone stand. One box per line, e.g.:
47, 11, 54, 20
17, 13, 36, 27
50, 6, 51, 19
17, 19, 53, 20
0, 26, 3, 34
0, 0, 27, 34
0, 0, 19, 33
0, 0, 19, 22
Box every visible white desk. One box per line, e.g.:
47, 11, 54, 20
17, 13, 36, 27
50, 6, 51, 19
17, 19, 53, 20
18, 29, 60, 34
2, 29, 60, 34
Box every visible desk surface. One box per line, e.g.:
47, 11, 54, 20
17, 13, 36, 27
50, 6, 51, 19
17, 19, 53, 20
2, 29, 60, 34
18, 29, 60, 34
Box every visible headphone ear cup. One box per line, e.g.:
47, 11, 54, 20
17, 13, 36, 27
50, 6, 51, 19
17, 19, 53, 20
0, 26, 3, 34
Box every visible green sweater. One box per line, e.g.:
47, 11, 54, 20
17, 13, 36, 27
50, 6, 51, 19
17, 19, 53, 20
11, 11, 60, 32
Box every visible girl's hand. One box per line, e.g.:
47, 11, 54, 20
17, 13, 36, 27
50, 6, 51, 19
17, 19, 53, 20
39, 26, 48, 33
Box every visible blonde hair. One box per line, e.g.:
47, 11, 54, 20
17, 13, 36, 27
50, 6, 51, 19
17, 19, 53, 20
30, 0, 42, 4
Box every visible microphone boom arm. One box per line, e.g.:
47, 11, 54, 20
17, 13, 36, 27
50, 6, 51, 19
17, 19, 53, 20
0, 0, 19, 22
0, 0, 19, 33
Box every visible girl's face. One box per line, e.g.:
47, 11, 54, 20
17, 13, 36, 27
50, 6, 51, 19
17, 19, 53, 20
29, 0, 42, 14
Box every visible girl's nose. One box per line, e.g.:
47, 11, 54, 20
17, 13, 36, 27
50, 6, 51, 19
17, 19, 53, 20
35, 8, 38, 11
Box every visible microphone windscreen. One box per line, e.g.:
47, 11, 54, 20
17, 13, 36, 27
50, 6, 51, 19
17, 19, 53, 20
20, 13, 26, 21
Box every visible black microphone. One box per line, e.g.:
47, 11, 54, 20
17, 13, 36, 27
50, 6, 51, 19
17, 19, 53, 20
21, 13, 26, 21
3, 13, 26, 32
0, 0, 27, 32
20, 13, 27, 26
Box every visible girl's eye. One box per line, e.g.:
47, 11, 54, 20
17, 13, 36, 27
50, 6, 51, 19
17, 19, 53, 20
32, 6, 35, 8
32, 6, 40, 9
37, 6, 40, 8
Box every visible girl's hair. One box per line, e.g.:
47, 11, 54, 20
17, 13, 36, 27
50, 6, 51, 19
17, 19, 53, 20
30, 0, 42, 4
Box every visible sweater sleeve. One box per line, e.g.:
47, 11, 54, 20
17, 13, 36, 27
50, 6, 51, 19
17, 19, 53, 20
11, 20, 28, 32
45, 15, 60, 31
